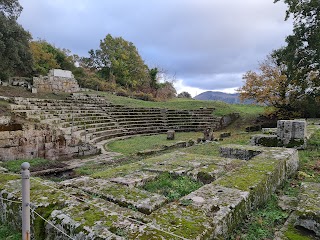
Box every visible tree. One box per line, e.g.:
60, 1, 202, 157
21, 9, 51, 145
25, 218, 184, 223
239, 55, 293, 108
177, 91, 192, 98
30, 40, 59, 75
241, 1, 320, 117
156, 81, 177, 100
30, 40, 77, 76
83, 34, 149, 90
273, 0, 320, 116
0, 12, 32, 80
0, 0, 22, 19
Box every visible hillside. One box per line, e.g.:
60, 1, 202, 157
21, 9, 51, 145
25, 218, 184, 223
194, 91, 254, 104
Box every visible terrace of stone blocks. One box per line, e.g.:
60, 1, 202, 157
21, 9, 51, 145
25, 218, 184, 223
0, 93, 319, 239
11, 94, 224, 145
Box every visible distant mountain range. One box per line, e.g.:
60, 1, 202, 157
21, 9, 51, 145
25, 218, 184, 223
194, 91, 254, 104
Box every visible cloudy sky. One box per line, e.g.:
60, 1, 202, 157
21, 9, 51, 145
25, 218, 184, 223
18, 0, 292, 96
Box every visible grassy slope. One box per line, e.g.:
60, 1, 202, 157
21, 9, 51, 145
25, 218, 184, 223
89, 91, 265, 117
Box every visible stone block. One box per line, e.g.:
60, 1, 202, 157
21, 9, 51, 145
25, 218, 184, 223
220, 132, 231, 138
277, 120, 307, 149
166, 130, 175, 140
30, 87, 37, 94
220, 145, 262, 160
295, 182, 320, 237
250, 134, 278, 147
262, 128, 277, 134
203, 127, 214, 141
0, 116, 11, 125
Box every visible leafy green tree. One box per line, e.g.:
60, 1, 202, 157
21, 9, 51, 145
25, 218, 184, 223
0, 3, 32, 80
0, 0, 22, 18
83, 34, 149, 90
30, 40, 77, 76
274, 0, 320, 116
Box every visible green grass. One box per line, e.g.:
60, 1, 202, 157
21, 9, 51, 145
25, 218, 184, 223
230, 195, 288, 240
142, 172, 203, 201
1, 158, 57, 173
296, 129, 320, 183
0, 224, 21, 240
183, 130, 253, 157
107, 132, 203, 155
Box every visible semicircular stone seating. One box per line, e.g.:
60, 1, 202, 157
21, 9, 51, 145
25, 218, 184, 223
10, 94, 222, 148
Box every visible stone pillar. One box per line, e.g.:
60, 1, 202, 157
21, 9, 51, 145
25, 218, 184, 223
203, 127, 214, 141
277, 120, 307, 149
167, 130, 175, 140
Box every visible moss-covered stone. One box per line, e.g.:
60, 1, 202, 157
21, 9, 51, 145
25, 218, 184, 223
61, 177, 167, 214
295, 182, 320, 237
251, 134, 278, 147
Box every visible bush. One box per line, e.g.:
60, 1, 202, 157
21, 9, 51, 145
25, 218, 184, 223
116, 88, 129, 97
132, 92, 155, 101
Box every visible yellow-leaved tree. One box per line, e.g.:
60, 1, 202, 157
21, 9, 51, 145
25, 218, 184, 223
238, 55, 294, 109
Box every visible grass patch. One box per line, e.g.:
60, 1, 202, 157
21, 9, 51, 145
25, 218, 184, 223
297, 129, 320, 183
0, 158, 63, 173
142, 172, 203, 201
183, 130, 253, 157
0, 224, 21, 240
107, 132, 203, 155
230, 195, 288, 240
0, 86, 70, 100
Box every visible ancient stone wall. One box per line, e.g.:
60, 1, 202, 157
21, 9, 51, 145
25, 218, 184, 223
0, 123, 99, 161
33, 69, 80, 93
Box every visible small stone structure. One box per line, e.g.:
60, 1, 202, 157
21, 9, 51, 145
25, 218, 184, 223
251, 120, 307, 149
277, 120, 307, 148
166, 130, 175, 140
33, 69, 80, 93
203, 127, 214, 141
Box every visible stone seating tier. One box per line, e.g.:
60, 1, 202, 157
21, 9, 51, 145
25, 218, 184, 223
77, 122, 119, 130
10, 96, 222, 144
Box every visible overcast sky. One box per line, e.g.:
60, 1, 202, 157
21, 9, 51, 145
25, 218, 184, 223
18, 0, 292, 96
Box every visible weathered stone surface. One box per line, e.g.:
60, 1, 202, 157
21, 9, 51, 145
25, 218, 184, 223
203, 127, 214, 141
166, 130, 175, 140
220, 145, 262, 160
216, 145, 298, 208
278, 195, 298, 212
109, 171, 158, 187
277, 120, 307, 149
220, 132, 231, 138
50, 69, 73, 78
0, 123, 99, 161
47, 197, 148, 240
188, 159, 244, 184
262, 127, 277, 134
250, 134, 278, 147
295, 182, 320, 237
61, 177, 167, 214
0, 116, 11, 125
33, 69, 80, 93
31, 87, 37, 94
